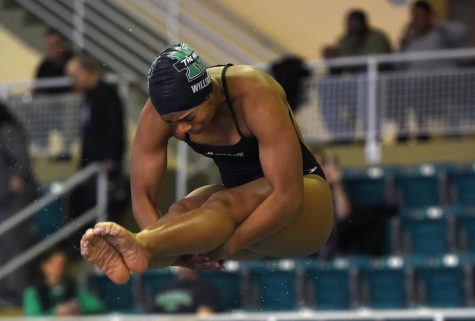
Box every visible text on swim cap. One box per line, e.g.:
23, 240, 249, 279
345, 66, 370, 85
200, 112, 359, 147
167, 50, 206, 82
191, 75, 211, 94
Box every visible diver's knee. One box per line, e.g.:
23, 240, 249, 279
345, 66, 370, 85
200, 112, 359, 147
202, 190, 240, 211
168, 200, 191, 216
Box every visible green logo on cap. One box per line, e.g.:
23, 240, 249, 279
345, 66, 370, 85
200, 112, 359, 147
168, 44, 206, 82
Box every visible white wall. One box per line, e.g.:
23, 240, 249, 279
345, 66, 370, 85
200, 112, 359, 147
219, 0, 413, 59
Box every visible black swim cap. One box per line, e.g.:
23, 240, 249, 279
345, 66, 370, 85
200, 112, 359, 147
148, 43, 212, 115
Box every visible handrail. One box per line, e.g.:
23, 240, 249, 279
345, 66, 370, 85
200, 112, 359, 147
0, 208, 98, 281
0, 163, 105, 236
0, 163, 108, 281
0, 76, 71, 92
3, 308, 475, 320
306, 47, 475, 70
178, 48, 475, 194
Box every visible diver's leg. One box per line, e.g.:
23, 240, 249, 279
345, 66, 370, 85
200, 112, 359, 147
90, 180, 272, 272
248, 175, 334, 257
91, 176, 332, 273
81, 185, 224, 274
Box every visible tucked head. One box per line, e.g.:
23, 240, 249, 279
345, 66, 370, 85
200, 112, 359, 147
148, 43, 215, 134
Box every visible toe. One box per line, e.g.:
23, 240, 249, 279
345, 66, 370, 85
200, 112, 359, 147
82, 228, 94, 241
111, 269, 131, 284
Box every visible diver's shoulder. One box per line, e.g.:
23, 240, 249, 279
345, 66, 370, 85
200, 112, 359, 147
227, 65, 276, 88
227, 64, 267, 77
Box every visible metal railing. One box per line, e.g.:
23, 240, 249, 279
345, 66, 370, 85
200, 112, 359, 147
3, 309, 475, 321
176, 48, 475, 198
299, 47, 475, 163
0, 75, 130, 157
0, 163, 107, 281
14, 0, 168, 88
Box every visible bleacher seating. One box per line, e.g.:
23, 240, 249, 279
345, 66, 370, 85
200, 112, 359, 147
449, 164, 475, 206
304, 258, 352, 310
140, 268, 175, 309
88, 274, 137, 313
400, 210, 452, 255
75, 162, 475, 313
201, 262, 242, 311
412, 255, 466, 307
248, 260, 298, 311
343, 166, 389, 207
394, 164, 442, 207
457, 212, 475, 252
357, 257, 407, 309
86, 255, 474, 312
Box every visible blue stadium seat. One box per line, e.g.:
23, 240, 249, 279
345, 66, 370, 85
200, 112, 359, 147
249, 260, 298, 311
357, 256, 408, 309
449, 164, 475, 206
413, 255, 466, 307
141, 268, 175, 306
304, 258, 352, 310
201, 261, 242, 311
456, 211, 475, 252
401, 211, 451, 255
399, 206, 447, 218
395, 164, 441, 207
343, 166, 388, 207
88, 274, 136, 312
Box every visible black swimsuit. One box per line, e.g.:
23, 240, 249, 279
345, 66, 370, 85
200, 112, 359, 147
185, 64, 325, 188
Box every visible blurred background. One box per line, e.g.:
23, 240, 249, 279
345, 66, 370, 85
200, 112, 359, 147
0, 0, 475, 320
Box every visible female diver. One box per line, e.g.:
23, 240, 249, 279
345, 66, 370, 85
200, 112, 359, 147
80, 43, 333, 284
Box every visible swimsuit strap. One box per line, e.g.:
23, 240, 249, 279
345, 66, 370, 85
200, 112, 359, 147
221, 63, 245, 137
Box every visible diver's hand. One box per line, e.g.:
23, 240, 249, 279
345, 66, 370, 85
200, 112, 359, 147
175, 255, 224, 271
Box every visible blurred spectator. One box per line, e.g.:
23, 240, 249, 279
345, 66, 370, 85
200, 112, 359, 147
393, 1, 468, 141
313, 147, 351, 223
66, 55, 125, 172
150, 267, 220, 315
23, 248, 104, 316
313, 147, 389, 257
400, 0, 467, 69
33, 29, 74, 155
271, 56, 310, 112
66, 55, 128, 229
335, 9, 392, 71
319, 9, 392, 142
35, 29, 73, 95
312, 147, 350, 257
0, 103, 38, 305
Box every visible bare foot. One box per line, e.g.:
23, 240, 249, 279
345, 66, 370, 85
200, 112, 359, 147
93, 222, 150, 273
80, 228, 130, 284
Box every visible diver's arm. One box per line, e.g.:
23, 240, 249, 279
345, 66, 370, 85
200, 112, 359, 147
220, 73, 304, 254
131, 99, 172, 229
